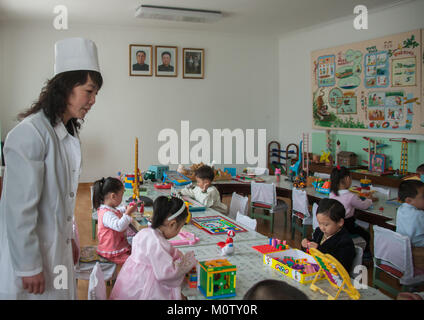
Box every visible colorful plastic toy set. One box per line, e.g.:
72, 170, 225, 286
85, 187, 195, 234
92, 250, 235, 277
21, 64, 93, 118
312, 179, 331, 195
252, 238, 289, 254
198, 259, 236, 299
163, 170, 192, 186
263, 248, 325, 284
309, 248, 360, 300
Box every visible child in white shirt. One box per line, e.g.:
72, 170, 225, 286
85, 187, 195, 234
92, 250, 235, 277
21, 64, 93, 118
180, 165, 228, 214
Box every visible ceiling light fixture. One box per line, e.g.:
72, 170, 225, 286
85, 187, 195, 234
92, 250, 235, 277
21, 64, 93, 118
135, 4, 223, 23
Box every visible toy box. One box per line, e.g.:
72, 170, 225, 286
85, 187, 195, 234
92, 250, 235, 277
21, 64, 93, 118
163, 170, 192, 186
263, 249, 325, 284
198, 259, 236, 299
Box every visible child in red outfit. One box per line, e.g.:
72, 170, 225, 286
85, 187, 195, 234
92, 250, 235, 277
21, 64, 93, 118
92, 177, 137, 265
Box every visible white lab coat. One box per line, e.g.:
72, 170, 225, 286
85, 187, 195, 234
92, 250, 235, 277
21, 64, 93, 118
0, 111, 81, 299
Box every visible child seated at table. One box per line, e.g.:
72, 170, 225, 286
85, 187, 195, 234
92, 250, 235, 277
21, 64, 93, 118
109, 196, 197, 300
93, 177, 137, 265
396, 180, 424, 270
329, 166, 372, 259
180, 165, 228, 214
301, 198, 355, 272
243, 279, 309, 300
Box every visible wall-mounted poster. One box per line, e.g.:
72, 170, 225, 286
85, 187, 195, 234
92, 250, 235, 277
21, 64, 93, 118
392, 56, 416, 86
311, 29, 423, 134
317, 55, 335, 87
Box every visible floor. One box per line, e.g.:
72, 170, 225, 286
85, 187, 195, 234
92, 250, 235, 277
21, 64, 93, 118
74, 183, 417, 300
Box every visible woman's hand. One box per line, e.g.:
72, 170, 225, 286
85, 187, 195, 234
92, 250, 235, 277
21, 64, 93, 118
301, 238, 309, 248
71, 239, 79, 265
22, 272, 45, 295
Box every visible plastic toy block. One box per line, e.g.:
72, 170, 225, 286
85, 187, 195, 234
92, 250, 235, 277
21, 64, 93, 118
252, 244, 287, 254
198, 259, 236, 299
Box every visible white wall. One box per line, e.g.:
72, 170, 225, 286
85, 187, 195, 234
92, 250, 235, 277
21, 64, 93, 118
278, 0, 424, 149
0, 21, 279, 182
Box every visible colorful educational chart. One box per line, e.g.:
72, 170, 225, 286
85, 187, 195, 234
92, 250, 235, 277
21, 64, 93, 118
317, 55, 336, 87
312, 29, 423, 134
191, 216, 247, 235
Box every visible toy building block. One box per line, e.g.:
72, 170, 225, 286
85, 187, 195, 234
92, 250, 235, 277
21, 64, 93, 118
198, 259, 236, 299
185, 267, 198, 289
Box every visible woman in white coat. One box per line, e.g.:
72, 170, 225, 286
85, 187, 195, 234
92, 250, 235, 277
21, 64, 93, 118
0, 38, 102, 299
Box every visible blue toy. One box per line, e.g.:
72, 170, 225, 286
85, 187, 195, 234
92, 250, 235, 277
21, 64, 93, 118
289, 140, 302, 180
163, 170, 192, 186
148, 165, 169, 181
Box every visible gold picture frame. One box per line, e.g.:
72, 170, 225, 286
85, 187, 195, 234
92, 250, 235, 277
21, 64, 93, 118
183, 48, 204, 79
155, 46, 178, 77
129, 44, 153, 77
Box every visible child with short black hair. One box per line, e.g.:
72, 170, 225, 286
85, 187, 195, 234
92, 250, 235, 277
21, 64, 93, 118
110, 196, 197, 300
243, 279, 309, 300
92, 177, 137, 265
301, 198, 355, 272
396, 180, 424, 270
180, 165, 228, 214
329, 166, 372, 257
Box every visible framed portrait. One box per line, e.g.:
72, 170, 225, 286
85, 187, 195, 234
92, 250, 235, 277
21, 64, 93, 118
155, 46, 177, 77
183, 48, 204, 79
129, 44, 153, 76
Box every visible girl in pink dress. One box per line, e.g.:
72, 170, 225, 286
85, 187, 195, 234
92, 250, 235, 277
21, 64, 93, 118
110, 196, 197, 300
93, 177, 137, 265
329, 166, 373, 258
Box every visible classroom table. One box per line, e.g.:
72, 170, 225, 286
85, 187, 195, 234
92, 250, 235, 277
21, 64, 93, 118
213, 175, 400, 230
180, 239, 391, 300
126, 182, 390, 301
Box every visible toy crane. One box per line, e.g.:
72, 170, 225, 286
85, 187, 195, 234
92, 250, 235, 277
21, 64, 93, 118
389, 138, 416, 175
132, 137, 141, 201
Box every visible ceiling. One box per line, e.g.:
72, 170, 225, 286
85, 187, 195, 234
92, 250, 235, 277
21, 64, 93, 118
0, 0, 412, 36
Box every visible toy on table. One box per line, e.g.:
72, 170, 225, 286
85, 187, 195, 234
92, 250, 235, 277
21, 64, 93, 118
154, 182, 172, 189
263, 248, 324, 284
312, 178, 331, 195
162, 170, 192, 186
181, 195, 206, 212
217, 229, 235, 256
233, 174, 265, 183
169, 231, 199, 246
251, 238, 289, 254
288, 140, 303, 181
389, 138, 416, 175
274, 168, 281, 182
349, 178, 377, 201
198, 259, 236, 299
293, 170, 307, 189
309, 247, 360, 300
179, 162, 232, 182
146, 165, 169, 181
191, 216, 247, 235
130, 137, 142, 201
185, 266, 198, 289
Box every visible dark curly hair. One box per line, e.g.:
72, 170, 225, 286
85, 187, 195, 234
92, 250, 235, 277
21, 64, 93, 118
18, 70, 103, 135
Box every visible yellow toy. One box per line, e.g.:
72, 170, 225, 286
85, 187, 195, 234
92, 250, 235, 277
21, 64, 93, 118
132, 137, 142, 200
320, 151, 331, 164
308, 248, 360, 300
